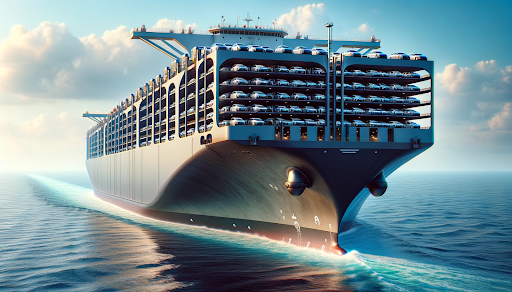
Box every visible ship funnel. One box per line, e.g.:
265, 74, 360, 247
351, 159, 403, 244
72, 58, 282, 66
367, 172, 387, 197
285, 168, 311, 196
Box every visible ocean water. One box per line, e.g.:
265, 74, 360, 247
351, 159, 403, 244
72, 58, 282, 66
0, 171, 511, 291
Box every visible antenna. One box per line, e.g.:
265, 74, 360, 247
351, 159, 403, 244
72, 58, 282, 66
243, 13, 253, 27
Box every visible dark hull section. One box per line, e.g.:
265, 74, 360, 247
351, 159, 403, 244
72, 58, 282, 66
90, 140, 429, 252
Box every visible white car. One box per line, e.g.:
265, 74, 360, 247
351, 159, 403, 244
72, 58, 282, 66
367, 108, 381, 115
288, 105, 303, 113
275, 118, 292, 126
406, 97, 421, 104
342, 50, 362, 57
251, 65, 271, 72
390, 84, 404, 90
274, 92, 290, 99
274, 65, 289, 72
251, 104, 271, 112
274, 106, 290, 112
291, 80, 307, 87
343, 71, 353, 76
219, 93, 230, 99
275, 45, 292, 53
231, 64, 248, 71
344, 84, 353, 90
352, 82, 366, 89
207, 122, 214, 130
367, 95, 382, 102
342, 120, 352, 127
260, 46, 274, 53
406, 85, 420, 91
352, 70, 366, 76
247, 45, 264, 52
389, 71, 404, 78
169, 115, 176, 121
248, 118, 265, 125
390, 109, 404, 115
316, 119, 326, 126
292, 93, 309, 100
367, 120, 383, 127
311, 67, 326, 74
207, 100, 214, 108
231, 43, 249, 51
219, 120, 230, 127
405, 72, 421, 78
367, 51, 387, 59
389, 121, 405, 128
352, 95, 365, 102
390, 96, 405, 103
231, 77, 248, 85
404, 109, 420, 116
230, 91, 247, 98
186, 106, 195, 114
311, 48, 327, 55
381, 96, 391, 103
230, 117, 246, 125
302, 106, 318, 113
169, 133, 175, 140
304, 80, 317, 87
211, 43, 227, 51
343, 108, 353, 114
366, 83, 381, 90
249, 91, 266, 99
389, 52, 410, 60
293, 46, 312, 54
304, 119, 317, 126
352, 120, 366, 127
343, 95, 352, 102
251, 78, 269, 85
187, 128, 195, 136
290, 118, 305, 125
378, 108, 391, 115
230, 104, 248, 111
410, 53, 427, 61
366, 70, 382, 77
378, 83, 391, 90
405, 121, 420, 128
206, 112, 214, 119
312, 94, 325, 100
289, 66, 306, 74
198, 125, 205, 133
271, 79, 290, 86
317, 81, 326, 88
219, 106, 231, 113
318, 106, 326, 113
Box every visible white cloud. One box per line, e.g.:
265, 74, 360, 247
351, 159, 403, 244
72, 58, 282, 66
153, 19, 198, 30
355, 22, 373, 34
435, 63, 472, 95
475, 60, 496, 74
276, 3, 325, 34
488, 102, 512, 131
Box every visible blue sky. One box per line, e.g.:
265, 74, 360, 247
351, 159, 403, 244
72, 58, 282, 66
0, 0, 511, 171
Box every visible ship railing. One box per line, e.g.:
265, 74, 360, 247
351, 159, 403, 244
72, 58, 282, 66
131, 27, 211, 35
420, 87, 432, 92
283, 35, 380, 42
210, 23, 288, 33
420, 126, 431, 129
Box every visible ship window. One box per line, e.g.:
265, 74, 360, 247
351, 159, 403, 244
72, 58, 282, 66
283, 127, 290, 140
317, 127, 324, 141
370, 128, 378, 142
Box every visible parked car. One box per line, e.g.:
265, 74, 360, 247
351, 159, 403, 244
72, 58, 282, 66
352, 120, 366, 127
366, 83, 381, 90
367, 108, 381, 115
405, 121, 420, 128
390, 84, 404, 90
251, 104, 271, 112
293, 46, 312, 54
367, 120, 383, 127
207, 122, 214, 130
231, 77, 248, 85
230, 117, 246, 125
389, 52, 410, 60
405, 72, 421, 78
312, 93, 325, 100
231, 43, 249, 51
304, 80, 317, 87
380, 96, 391, 103
367, 51, 387, 59
344, 84, 353, 90
367, 95, 382, 102
302, 106, 318, 113
312, 48, 327, 55
378, 108, 391, 115
230, 104, 248, 111
260, 46, 274, 53
251, 78, 269, 85
352, 82, 366, 89
404, 109, 420, 116
311, 67, 326, 74
389, 121, 405, 128
290, 118, 305, 125
352, 107, 365, 115
304, 119, 317, 126
271, 79, 290, 86
223, 43, 234, 50
219, 120, 230, 127
219, 106, 231, 113
230, 91, 247, 98
410, 53, 427, 61
275, 45, 292, 53
390, 96, 405, 103
289, 66, 307, 74
378, 83, 391, 90
187, 106, 195, 114
366, 70, 382, 77
249, 91, 266, 99
274, 65, 289, 72
343, 95, 353, 102
219, 93, 230, 99
247, 45, 264, 52
198, 125, 205, 133
343, 71, 353, 76
219, 67, 231, 72
251, 65, 271, 72
388, 71, 404, 78
291, 80, 307, 87
317, 106, 326, 113
291, 93, 309, 100
342, 50, 362, 57
211, 43, 227, 51
406, 84, 420, 91
206, 112, 214, 119
248, 118, 265, 125
275, 118, 292, 126
352, 95, 365, 102
316, 119, 326, 126
343, 108, 353, 114
187, 128, 195, 136
274, 106, 290, 112
288, 105, 303, 113
352, 69, 366, 76
231, 64, 248, 71
406, 97, 421, 104
274, 92, 290, 99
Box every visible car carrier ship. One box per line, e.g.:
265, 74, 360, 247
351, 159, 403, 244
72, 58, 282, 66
84, 18, 433, 254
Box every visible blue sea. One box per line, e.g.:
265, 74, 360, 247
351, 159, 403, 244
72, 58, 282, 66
0, 171, 511, 291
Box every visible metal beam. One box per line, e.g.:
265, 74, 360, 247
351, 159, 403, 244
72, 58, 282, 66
140, 37, 180, 59
83, 112, 107, 123
159, 38, 187, 56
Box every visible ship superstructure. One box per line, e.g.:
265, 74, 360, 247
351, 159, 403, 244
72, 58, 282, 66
85, 21, 433, 254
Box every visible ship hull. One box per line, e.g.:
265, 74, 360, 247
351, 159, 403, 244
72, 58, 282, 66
87, 139, 430, 252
